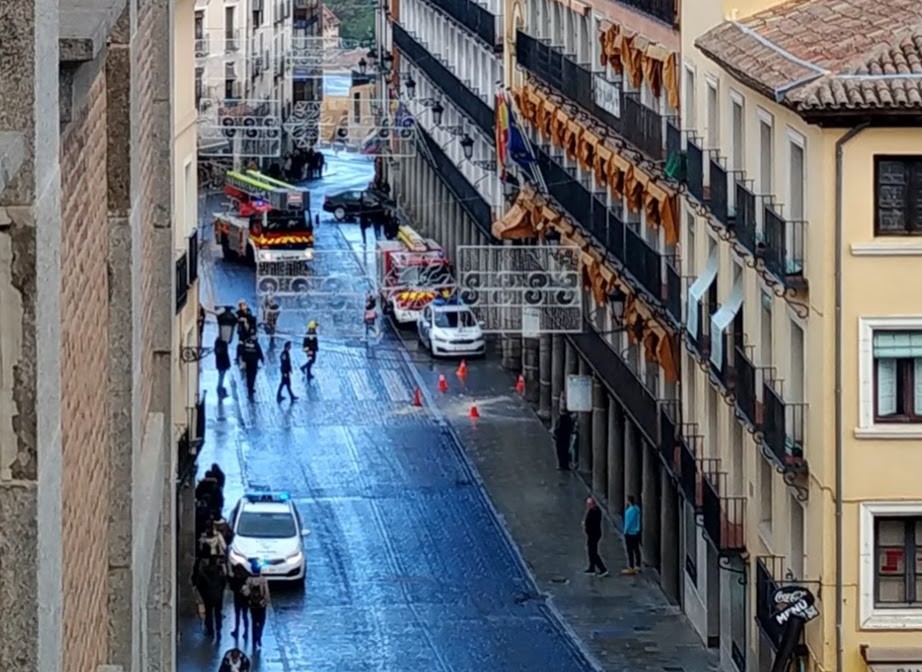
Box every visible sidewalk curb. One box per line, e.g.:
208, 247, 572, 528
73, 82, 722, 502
398, 348, 606, 672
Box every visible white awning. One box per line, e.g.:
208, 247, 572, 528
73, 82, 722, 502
686, 249, 719, 340
710, 279, 745, 370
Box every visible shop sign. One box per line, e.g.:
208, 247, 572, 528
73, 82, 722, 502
593, 75, 621, 119
772, 585, 819, 626
565, 374, 592, 412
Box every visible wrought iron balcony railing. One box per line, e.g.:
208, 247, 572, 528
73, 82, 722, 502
762, 377, 807, 471
516, 32, 595, 116
195, 37, 210, 57
617, 0, 679, 26
624, 225, 663, 301
569, 321, 660, 445
700, 468, 746, 552
187, 229, 200, 286
533, 145, 593, 226
175, 252, 188, 314
588, 195, 610, 251
430, 0, 501, 49
665, 257, 681, 325
416, 125, 492, 238
393, 24, 495, 139
623, 93, 665, 161
678, 431, 701, 504
756, 556, 786, 650
735, 180, 758, 256
659, 400, 679, 477
686, 136, 706, 203
606, 210, 626, 261
763, 204, 807, 291
665, 117, 682, 161
687, 300, 708, 356
709, 154, 734, 227
733, 344, 760, 428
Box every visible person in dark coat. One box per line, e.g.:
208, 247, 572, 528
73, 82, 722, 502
210, 463, 226, 490
359, 207, 372, 246
241, 333, 264, 399
553, 409, 575, 471
276, 341, 298, 402
215, 338, 232, 398
228, 564, 251, 640
196, 470, 223, 519
583, 497, 608, 576
235, 301, 257, 367
219, 647, 251, 672
300, 322, 318, 379
193, 554, 228, 639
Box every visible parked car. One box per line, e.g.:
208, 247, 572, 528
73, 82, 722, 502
417, 298, 486, 358
322, 189, 393, 221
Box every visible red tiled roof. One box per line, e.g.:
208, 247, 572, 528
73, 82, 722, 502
694, 0, 922, 114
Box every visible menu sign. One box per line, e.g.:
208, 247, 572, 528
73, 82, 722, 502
772, 585, 819, 626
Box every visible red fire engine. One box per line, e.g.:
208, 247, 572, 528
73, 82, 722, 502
376, 225, 455, 324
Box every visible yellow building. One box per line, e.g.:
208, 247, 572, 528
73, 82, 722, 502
681, 0, 922, 670
174, 0, 204, 476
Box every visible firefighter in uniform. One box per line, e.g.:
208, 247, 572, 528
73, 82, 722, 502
241, 331, 264, 399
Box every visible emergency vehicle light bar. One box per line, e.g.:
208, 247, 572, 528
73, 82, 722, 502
396, 225, 428, 253
225, 171, 288, 211
244, 491, 291, 503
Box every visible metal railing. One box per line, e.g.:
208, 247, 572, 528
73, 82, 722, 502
763, 204, 807, 290
686, 137, 705, 203
430, 0, 501, 48
701, 469, 746, 551
568, 321, 660, 445
393, 24, 495, 138
665, 257, 681, 325
678, 431, 701, 503
618, 0, 679, 26
194, 37, 210, 57
416, 126, 492, 238
606, 211, 626, 261
187, 229, 199, 286
175, 252, 188, 314
588, 196, 610, 249
623, 93, 665, 161
709, 154, 732, 226
225, 29, 242, 51
624, 225, 663, 300
659, 400, 679, 476
756, 556, 786, 650
533, 145, 593, 225
762, 377, 808, 470
687, 300, 707, 355
666, 117, 682, 160
734, 344, 760, 427
516, 32, 595, 114
735, 180, 758, 255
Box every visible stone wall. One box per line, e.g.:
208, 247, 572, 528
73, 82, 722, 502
59, 58, 112, 672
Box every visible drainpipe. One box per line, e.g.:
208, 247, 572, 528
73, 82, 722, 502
835, 121, 868, 672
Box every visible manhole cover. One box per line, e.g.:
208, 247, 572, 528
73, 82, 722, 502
549, 577, 569, 585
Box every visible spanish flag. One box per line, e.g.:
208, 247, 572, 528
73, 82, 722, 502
495, 92, 509, 170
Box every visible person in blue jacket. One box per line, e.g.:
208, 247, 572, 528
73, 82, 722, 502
622, 495, 642, 575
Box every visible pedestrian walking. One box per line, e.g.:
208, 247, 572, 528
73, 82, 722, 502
241, 332, 265, 400
193, 554, 227, 639
262, 293, 280, 347
236, 300, 257, 368
210, 462, 227, 490
622, 495, 642, 575
196, 470, 224, 520
215, 337, 232, 398
359, 207, 371, 246
198, 520, 228, 559
276, 341, 298, 402
243, 561, 271, 649
583, 497, 609, 576
219, 648, 251, 672
553, 409, 575, 471
364, 295, 378, 339
228, 564, 250, 640
300, 321, 318, 379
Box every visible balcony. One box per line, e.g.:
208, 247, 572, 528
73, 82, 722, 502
569, 321, 660, 445
430, 0, 501, 49
686, 301, 707, 356
623, 93, 665, 161
709, 154, 734, 228
225, 30, 241, 52
763, 204, 807, 291
175, 252, 188, 314
700, 466, 746, 552
617, 0, 679, 27
515, 31, 595, 114
188, 229, 199, 286
194, 37, 209, 58
735, 180, 758, 256
762, 377, 807, 470
756, 556, 786, 649
733, 344, 761, 428
588, 195, 611, 252
416, 125, 492, 238
686, 136, 705, 203
659, 401, 679, 477
624, 225, 663, 301
677, 430, 702, 503
393, 24, 494, 139
665, 257, 681, 325
533, 144, 593, 226
665, 117, 682, 162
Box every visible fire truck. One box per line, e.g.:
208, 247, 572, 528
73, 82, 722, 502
213, 170, 314, 264
376, 225, 455, 324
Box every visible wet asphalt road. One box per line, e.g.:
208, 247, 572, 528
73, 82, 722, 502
179, 152, 596, 672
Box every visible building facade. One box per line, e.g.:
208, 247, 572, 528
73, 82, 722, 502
390, 0, 504, 265
0, 0, 188, 670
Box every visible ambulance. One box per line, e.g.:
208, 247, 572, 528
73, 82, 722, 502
376, 225, 455, 324
213, 170, 314, 264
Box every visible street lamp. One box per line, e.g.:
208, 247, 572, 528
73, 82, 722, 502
607, 287, 627, 322
432, 101, 444, 126
460, 134, 474, 161
358, 57, 368, 75
405, 76, 416, 99
217, 306, 238, 343
381, 52, 394, 73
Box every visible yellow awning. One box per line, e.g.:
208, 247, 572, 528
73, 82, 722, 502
492, 203, 535, 240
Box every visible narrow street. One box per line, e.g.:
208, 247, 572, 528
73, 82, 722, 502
179, 153, 596, 672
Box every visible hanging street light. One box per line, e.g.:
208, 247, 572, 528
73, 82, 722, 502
460, 134, 475, 161
431, 101, 444, 126
358, 57, 368, 75
405, 76, 416, 99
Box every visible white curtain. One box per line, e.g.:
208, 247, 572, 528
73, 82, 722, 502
877, 358, 897, 417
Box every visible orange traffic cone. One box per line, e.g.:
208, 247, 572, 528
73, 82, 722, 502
469, 403, 480, 419
412, 387, 423, 407
438, 374, 448, 393
456, 359, 468, 378
515, 374, 525, 394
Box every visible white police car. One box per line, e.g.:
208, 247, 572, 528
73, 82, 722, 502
417, 298, 486, 358
227, 492, 310, 585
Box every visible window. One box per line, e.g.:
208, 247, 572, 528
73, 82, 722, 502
788, 135, 805, 220
760, 291, 773, 368
194, 11, 204, 39
731, 94, 744, 171
759, 457, 773, 534
225, 7, 236, 39
874, 517, 922, 607
706, 80, 719, 148
874, 156, 922, 235
790, 320, 805, 403
684, 67, 696, 129
789, 497, 805, 579
872, 330, 922, 423
224, 79, 235, 100
759, 115, 773, 194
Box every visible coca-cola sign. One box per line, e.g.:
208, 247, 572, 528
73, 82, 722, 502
772, 585, 819, 626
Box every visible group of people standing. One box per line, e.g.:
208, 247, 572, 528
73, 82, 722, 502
192, 463, 271, 652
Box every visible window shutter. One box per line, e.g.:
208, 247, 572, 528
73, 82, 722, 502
915, 358, 922, 415
877, 358, 898, 417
